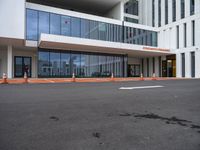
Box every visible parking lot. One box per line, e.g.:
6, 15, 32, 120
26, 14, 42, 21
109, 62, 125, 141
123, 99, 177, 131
0, 79, 200, 150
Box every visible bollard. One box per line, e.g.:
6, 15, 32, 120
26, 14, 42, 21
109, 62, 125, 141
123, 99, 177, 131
140, 73, 144, 81
72, 73, 76, 82
24, 72, 28, 83
2, 73, 8, 84
152, 73, 157, 80
111, 73, 115, 82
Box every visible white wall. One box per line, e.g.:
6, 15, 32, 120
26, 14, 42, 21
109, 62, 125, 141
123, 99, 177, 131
0, 0, 25, 39
105, 2, 124, 21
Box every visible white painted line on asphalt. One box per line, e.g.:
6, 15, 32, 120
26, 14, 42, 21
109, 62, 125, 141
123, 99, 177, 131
119, 85, 164, 90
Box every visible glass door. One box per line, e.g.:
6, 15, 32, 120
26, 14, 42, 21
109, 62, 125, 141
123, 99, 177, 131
14, 56, 32, 78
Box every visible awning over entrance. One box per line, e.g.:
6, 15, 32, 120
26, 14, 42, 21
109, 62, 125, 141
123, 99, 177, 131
38, 33, 174, 57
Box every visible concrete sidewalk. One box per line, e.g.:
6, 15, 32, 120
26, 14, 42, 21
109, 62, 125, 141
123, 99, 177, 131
0, 77, 189, 84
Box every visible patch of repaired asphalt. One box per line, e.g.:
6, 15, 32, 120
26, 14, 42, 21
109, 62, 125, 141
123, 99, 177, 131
49, 116, 59, 121
92, 132, 101, 138
118, 112, 200, 134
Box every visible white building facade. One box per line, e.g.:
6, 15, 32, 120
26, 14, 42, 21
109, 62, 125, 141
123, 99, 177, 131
0, 0, 199, 78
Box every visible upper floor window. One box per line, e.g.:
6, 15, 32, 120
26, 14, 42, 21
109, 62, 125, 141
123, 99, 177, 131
124, 0, 138, 16
152, 0, 155, 27
190, 0, 195, 15
172, 0, 176, 22
181, 0, 185, 19
165, 0, 168, 25
26, 9, 38, 41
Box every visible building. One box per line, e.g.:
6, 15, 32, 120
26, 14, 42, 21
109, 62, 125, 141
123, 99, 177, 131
0, 0, 199, 78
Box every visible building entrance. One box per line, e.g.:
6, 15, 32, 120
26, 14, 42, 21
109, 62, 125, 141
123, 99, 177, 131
14, 56, 32, 77
162, 55, 176, 77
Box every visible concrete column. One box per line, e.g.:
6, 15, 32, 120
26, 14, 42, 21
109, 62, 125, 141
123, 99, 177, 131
154, 57, 159, 77
179, 24, 184, 49
185, 0, 190, 17
161, 0, 165, 26
195, 0, 200, 14
168, 0, 172, 24
185, 52, 191, 78
7, 45, 13, 78
154, 0, 159, 27
176, 0, 181, 21
176, 53, 181, 77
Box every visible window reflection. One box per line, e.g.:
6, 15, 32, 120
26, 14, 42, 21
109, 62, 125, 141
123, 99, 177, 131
39, 11, 50, 37
61, 16, 71, 36
26, 9, 38, 40
38, 50, 127, 78
50, 13, 61, 35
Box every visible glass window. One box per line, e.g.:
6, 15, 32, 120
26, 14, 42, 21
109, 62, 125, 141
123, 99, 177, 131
81, 19, 90, 38
99, 22, 107, 41
90, 20, 99, 40
38, 51, 50, 77
152, 0, 155, 27
80, 54, 90, 77
50, 13, 61, 35
184, 23, 187, 47
191, 52, 195, 77
71, 53, 81, 77
176, 25, 179, 49
165, 0, 168, 25
172, 0, 176, 22
26, 9, 38, 40
89, 55, 99, 77
181, 0, 185, 19
192, 20, 195, 46
61, 53, 71, 77
106, 56, 113, 76
99, 55, 107, 77
49, 52, 60, 77
181, 53, 185, 77
124, 0, 138, 16
61, 16, 71, 36
71, 17, 81, 37
190, 0, 195, 15
39, 11, 50, 37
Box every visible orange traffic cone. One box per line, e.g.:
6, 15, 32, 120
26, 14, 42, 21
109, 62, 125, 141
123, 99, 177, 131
24, 72, 28, 83
2, 73, 8, 84
72, 73, 76, 82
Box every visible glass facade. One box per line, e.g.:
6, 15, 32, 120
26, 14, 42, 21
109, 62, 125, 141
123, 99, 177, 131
124, 27, 157, 47
124, 17, 138, 24
38, 49, 127, 78
26, 9, 157, 47
124, 0, 139, 16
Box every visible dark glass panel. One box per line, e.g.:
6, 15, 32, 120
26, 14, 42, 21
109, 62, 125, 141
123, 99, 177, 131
89, 55, 99, 77
61, 15, 71, 36
38, 51, 50, 77
60, 53, 71, 77
81, 19, 90, 38
50, 13, 61, 35
71, 53, 81, 77
80, 54, 90, 77
49, 52, 60, 77
26, 9, 38, 40
71, 17, 81, 37
90, 20, 99, 40
38, 11, 50, 37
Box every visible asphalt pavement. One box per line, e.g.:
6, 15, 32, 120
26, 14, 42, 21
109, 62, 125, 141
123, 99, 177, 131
0, 79, 200, 150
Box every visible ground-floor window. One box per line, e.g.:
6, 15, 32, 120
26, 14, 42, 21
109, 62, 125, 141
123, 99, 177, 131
38, 49, 127, 78
191, 52, 195, 77
181, 53, 185, 77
